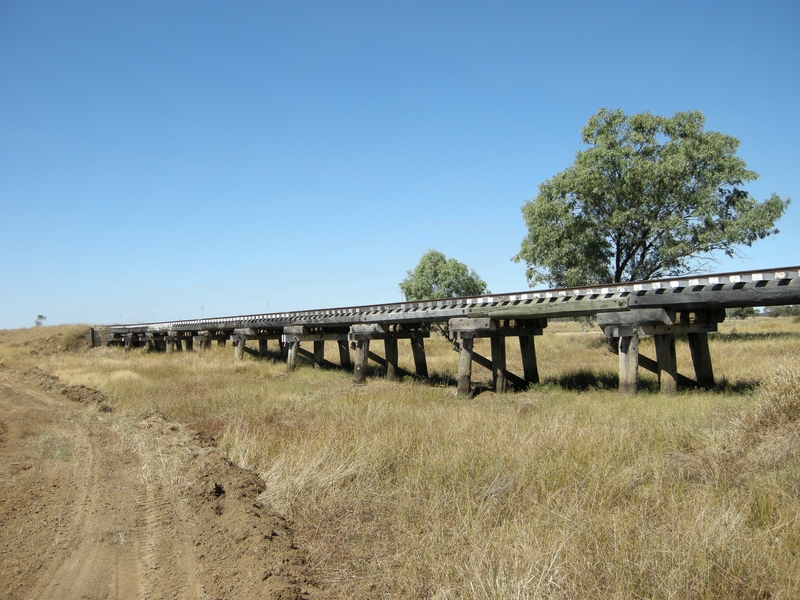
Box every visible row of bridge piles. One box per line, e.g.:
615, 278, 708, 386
191, 325, 432, 382
104, 308, 724, 396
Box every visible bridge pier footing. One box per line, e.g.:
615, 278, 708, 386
688, 332, 715, 388
347, 324, 430, 384
338, 340, 352, 369
600, 308, 725, 394
410, 334, 428, 379
352, 339, 369, 384
449, 318, 546, 396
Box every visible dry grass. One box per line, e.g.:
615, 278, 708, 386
2, 318, 799, 598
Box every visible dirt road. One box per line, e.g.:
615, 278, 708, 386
0, 367, 322, 600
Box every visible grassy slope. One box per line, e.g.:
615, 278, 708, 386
1, 319, 799, 598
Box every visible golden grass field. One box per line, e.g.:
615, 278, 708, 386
1, 316, 798, 599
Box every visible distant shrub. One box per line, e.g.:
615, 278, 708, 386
726, 306, 756, 319
764, 305, 800, 318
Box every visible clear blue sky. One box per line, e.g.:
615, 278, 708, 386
1, 0, 798, 329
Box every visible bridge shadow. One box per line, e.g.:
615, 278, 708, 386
714, 377, 760, 394
537, 370, 761, 395
253, 351, 764, 396
539, 370, 650, 392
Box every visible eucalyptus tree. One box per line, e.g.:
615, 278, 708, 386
515, 109, 789, 287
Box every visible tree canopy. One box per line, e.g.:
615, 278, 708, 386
515, 109, 789, 287
399, 250, 489, 301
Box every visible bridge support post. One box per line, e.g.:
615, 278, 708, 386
654, 333, 678, 394
490, 335, 507, 393
166, 337, 175, 354
600, 308, 725, 394
217, 339, 226, 348
124, 333, 135, 351
619, 334, 639, 395
183, 337, 193, 352
457, 337, 474, 396
449, 318, 542, 394
195, 333, 212, 352
688, 332, 715, 388
286, 340, 299, 371
313, 340, 325, 369
259, 339, 268, 357
410, 334, 428, 379
519, 335, 539, 385
234, 338, 246, 360
384, 337, 399, 381
352, 339, 369, 384
338, 340, 352, 369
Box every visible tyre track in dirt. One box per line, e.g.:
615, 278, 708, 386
0, 369, 323, 600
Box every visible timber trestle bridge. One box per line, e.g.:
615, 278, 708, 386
92, 266, 800, 395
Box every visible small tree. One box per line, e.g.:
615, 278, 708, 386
400, 250, 489, 336
727, 306, 756, 320
515, 109, 789, 287
34, 314, 46, 327
764, 305, 800, 318
400, 250, 489, 301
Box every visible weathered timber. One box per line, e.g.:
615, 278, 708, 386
384, 337, 399, 381
194, 334, 211, 351
297, 347, 336, 368
688, 332, 715, 388
450, 318, 496, 335
469, 297, 628, 320
313, 340, 325, 369
598, 308, 676, 327
619, 334, 639, 395
629, 279, 800, 310
259, 339, 268, 357
608, 341, 696, 389
338, 340, 352, 369
410, 335, 428, 379
353, 339, 369, 384
286, 340, 299, 372
217, 339, 226, 347
183, 337, 193, 352
457, 337, 474, 396
366, 351, 411, 379
519, 335, 539, 384
490, 336, 507, 393
449, 342, 527, 390
234, 338, 245, 360
350, 324, 387, 338
654, 333, 678, 394
366, 351, 385, 367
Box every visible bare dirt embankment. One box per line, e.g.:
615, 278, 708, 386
0, 367, 323, 600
